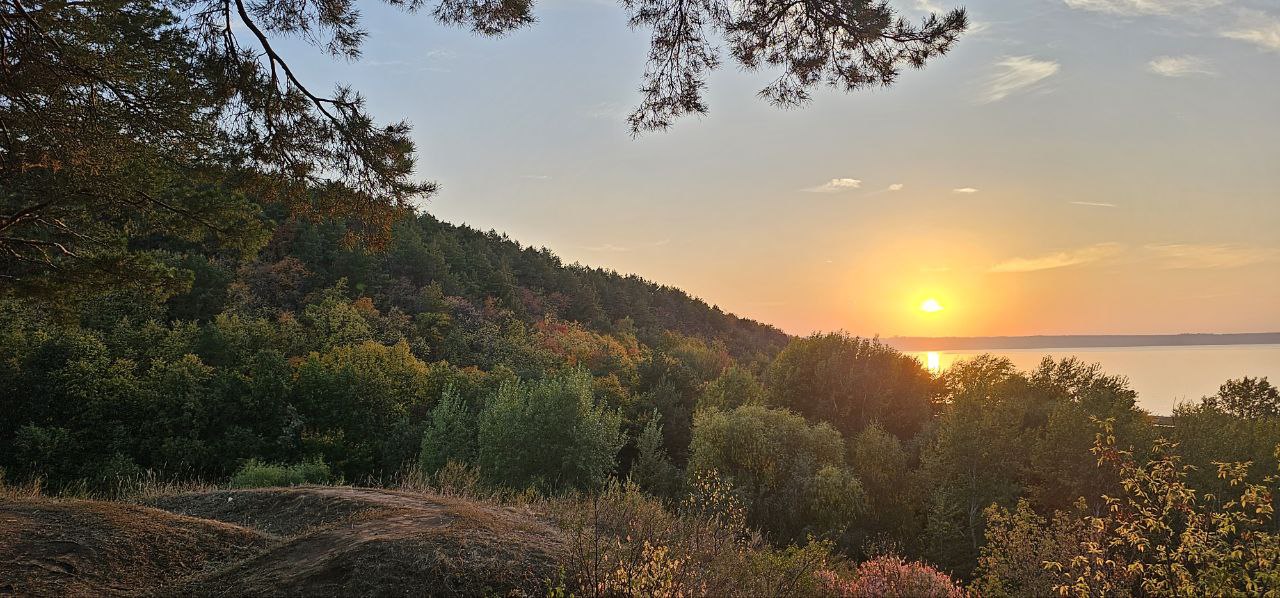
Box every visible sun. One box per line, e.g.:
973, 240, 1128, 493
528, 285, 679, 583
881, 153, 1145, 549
920, 298, 945, 313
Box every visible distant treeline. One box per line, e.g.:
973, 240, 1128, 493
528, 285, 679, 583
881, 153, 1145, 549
884, 332, 1280, 351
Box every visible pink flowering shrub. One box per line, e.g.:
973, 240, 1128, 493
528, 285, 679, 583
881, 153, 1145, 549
817, 555, 966, 598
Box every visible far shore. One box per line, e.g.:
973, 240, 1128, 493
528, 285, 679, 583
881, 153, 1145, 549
883, 332, 1280, 352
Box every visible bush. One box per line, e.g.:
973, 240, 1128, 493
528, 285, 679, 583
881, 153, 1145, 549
229, 458, 332, 488
547, 479, 838, 597
816, 555, 965, 598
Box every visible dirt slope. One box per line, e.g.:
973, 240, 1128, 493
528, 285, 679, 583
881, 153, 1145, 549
1, 486, 565, 597
0, 498, 268, 597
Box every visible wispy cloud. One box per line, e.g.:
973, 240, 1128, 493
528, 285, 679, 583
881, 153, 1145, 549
804, 178, 863, 193
1069, 200, 1117, 207
1145, 243, 1280, 269
585, 101, 628, 120
364, 49, 457, 72
888, 183, 905, 192
1222, 12, 1280, 51
1063, 0, 1226, 16
953, 187, 979, 194
1147, 55, 1216, 76
583, 239, 671, 253
980, 56, 1059, 103
520, 174, 552, 180
584, 243, 630, 253
990, 242, 1125, 273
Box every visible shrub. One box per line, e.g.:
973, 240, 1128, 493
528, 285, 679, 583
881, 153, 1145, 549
980, 420, 1280, 597
817, 555, 966, 598
547, 479, 837, 597
229, 458, 332, 488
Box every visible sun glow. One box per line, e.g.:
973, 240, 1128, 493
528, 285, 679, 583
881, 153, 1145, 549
920, 298, 945, 313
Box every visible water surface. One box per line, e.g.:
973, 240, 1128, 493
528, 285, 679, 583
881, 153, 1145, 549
907, 344, 1280, 415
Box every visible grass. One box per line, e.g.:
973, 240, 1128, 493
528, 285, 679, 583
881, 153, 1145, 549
228, 458, 332, 489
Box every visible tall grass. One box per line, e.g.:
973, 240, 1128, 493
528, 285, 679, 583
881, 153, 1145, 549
228, 459, 332, 489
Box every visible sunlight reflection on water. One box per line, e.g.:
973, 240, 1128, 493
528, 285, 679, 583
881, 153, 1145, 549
909, 345, 1280, 415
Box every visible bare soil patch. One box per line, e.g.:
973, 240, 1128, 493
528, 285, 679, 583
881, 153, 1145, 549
2, 486, 564, 597
0, 498, 267, 597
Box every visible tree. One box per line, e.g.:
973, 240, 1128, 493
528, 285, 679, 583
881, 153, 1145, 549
848, 422, 918, 549
631, 409, 678, 498
476, 368, 624, 492
293, 340, 435, 477
622, 0, 967, 131
765, 333, 937, 439
686, 404, 865, 542
917, 356, 1030, 575
698, 364, 765, 410
1171, 397, 1280, 511
419, 385, 478, 475
1207, 376, 1280, 419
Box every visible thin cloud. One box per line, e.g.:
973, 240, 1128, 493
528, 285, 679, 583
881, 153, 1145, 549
990, 242, 1125, 273
804, 178, 863, 193
586, 101, 628, 120
953, 187, 979, 194
980, 56, 1059, 103
1063, 0, 1226, 16
1222, 12, 1280, 51
583, 243, 630, 253
1147, 55, 1216, 76
888, 183, 905, 191
584, 239, 671, 253
1145, 243, 1280, 269
1069, 201, 1117, 207
520, 174, 552, 180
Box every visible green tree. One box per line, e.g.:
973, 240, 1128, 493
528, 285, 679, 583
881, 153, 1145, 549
1207, 376, 1280, 419
698, 364, 765, 410
1171, 397, 1280, 512
477, 369, 624, 493
686, 404, 865, 542
293, 340, 434, 478
918, 356, 1030, 575
631, 409, 678, 498
848, 422, 918, 549
419, 386, 478, 476
765, 333, 937, 439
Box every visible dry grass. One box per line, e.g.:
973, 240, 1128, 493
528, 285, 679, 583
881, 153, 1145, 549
0, 497, 269, 597
1, 467, 858, 597
2, 484, 566, 597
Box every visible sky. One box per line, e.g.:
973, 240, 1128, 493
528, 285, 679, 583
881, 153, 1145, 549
277, 0, 1280, 337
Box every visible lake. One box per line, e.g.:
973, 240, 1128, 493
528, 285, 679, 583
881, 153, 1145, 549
905, 344, 1280, 415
